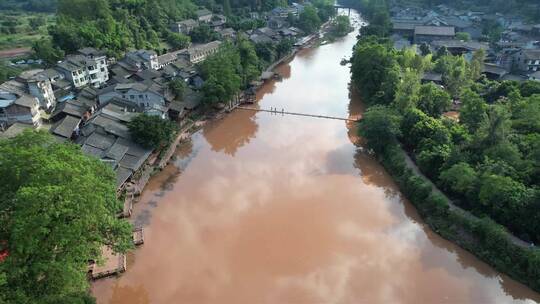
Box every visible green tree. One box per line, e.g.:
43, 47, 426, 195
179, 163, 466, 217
393, 68, 421, 111
350, 37, 399, 105
460, 89, 488, 132
331, 15, 352, 36
276, 38, 293, 58
200, 44, 242, 105
442, 55, 470, 97
469, 49, 486, 81
32, 38, 65, 66
190, 24, 218, 43
455, 32, 471, 41
169, 78, 186, 99
417, 82, 452, 117
298, 5, 321, 34
0, 131, 132, 303
166, 32, 191, 50
28, 15, 47, 31
440, 162, 478, 198
359, 105, 402, 153
128, 114, 178, 149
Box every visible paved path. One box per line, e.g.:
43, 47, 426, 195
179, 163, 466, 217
0, 47, 31, 59
401, 149, 534, 249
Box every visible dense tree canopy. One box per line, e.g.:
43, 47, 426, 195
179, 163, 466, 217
49, 0, 197, 55
0, 131, 132, 303
128, 114, 178, 149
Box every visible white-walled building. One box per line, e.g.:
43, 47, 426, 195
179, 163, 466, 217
17, 70, 56, 110
124, 50, 160, 70
56, 48, 109, 89
185, 41, 222, 64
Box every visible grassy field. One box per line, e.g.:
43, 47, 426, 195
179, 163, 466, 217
0, 10, 54, 50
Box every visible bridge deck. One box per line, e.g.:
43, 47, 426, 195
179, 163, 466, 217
237, 106, 358, 122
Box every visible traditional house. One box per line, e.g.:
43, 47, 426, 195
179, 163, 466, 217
430, 40, 489, 56
50, 115, 81, 141
196, 9, 213, 23
98, 82, 169, 117
512, 49, 540, 72
123, 50, 159, 71
0, 69, 56, 111
0, 92, 41, 128
76, 103, 153, 190
16, 70, 57, 110
184, 41, 222, 64
482, 63, 509, 80
172, 19, 198, 34
414, 26, 455, 44
217, 28, 236, 40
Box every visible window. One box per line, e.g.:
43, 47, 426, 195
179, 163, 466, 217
101, 60, 105, 65
72, 71, 77, 76
101, 67, 105, 72
88, 66, 94, 70
130, 95, 135, 99
139, 95, 143, 99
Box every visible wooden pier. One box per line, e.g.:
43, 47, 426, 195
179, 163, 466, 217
90, 228, 145, 280
237, 106, 359, 123
90, 247, 127, 280
133, 227, 144, 246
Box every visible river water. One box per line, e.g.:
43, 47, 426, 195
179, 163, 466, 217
93, 10, 540, 304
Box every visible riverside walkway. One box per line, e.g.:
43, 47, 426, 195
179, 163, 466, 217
237, 106, 359, 123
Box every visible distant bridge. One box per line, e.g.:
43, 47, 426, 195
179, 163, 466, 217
237, 106, 359, 123
333, 4, 354, 15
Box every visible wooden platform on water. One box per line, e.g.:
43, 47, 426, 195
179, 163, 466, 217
133, 227, 144, 246
90, 247, 126, 280
90, 228, 144, 280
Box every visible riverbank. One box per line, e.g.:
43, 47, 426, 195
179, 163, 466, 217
369, 139, 540, 293
93, 8, 540, 302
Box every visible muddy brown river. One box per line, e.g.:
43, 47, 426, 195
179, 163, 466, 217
93, 11, 540, 304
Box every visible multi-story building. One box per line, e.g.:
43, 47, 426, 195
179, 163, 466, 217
98, 82, 171, 117
184, 41, 222, 64
0, 69, 57, 111
0, 91, 41, 128
56, 48, 109, 89
124, 50, 160, 70
17, 70, 56, 110
513, 49, 540, 72
172, 19, 198, 34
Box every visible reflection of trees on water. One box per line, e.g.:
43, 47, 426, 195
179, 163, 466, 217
202, 109, 259, 156
109, 283, 150, 304
344, 76, 540, 302
274, 61, 291, 80
202, 60, 295, 156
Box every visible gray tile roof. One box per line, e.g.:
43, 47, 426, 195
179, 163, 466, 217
415, 26, 455, 36
50, 115, 80, 138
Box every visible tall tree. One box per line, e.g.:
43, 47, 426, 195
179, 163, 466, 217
0, 131, 132, 303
